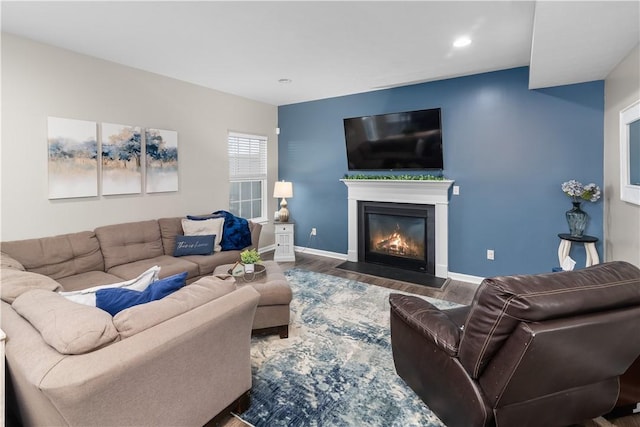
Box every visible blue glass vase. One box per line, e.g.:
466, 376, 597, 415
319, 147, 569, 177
566, 201, 588, 237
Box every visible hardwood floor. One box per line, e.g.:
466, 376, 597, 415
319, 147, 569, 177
218, 251, 639, 427
270, 250, 479, 305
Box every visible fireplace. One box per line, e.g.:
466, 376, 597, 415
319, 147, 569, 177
359, 202, 435, 274
341, 178, 453, 279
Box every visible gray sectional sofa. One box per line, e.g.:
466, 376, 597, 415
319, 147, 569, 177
1, 216, 263, 426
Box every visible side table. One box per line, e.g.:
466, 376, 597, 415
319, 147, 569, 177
274, 221, 295, 262
557, 233, 600, 268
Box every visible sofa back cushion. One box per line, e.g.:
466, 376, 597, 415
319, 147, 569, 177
95, 220, 164, 270
459, 261, 640, 379
158, 217, 183, 256
113, 275, 236, 338
12, 289, 119, 354
1, 231, 105, 279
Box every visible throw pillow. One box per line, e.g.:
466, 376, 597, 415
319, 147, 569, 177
181, 217, 224, 252
96, 271, 188, 316
59, 265, 160, 306
213, 210, 252, 250
174, 234, 215, 256
1, 269, 62, 304
12, 289, 119, 354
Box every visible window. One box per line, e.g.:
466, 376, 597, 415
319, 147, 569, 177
228, 132, 267, 221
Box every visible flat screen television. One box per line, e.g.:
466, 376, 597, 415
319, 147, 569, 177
343, 108, 443, 171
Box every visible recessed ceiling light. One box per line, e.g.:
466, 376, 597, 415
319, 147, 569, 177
278, 78, 292, 84
453, 37, 472, 48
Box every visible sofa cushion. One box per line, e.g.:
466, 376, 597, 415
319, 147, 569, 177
181, 250, 242, 276
158, 216, 183, 256
95, 220, 164, 270
12, 289, 119, 354
107, 255, 200, 281
173, 235, 215, 256
0, 251, 25, 271
182, 218, 224, 252
96, 271, 188, 316
59, 266, 161, 306
113, 275, 236, 338
1, 269, 62, 304
1, 231, 104, 279
459, 261, 640, 379
56, 271, 128, 292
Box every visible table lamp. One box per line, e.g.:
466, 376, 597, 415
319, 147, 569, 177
273, 181, 293, 222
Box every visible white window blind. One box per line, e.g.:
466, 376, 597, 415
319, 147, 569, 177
228, 132, 267, 180
227, 132, 267, 222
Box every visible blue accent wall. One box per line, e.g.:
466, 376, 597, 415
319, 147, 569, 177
278, 67, 604, 277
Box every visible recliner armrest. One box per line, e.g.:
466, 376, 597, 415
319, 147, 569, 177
389, 293, 461, 357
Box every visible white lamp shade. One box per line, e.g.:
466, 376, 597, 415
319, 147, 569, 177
273, 181, 293, 198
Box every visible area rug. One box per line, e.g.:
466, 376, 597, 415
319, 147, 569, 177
237, 268, 463, 427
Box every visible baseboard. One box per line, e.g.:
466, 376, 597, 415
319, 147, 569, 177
448, 271, 484, 285
295, 246, 348, 260
258, 244, 276, 254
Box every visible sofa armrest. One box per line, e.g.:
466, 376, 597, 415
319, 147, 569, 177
248, 221, 262, 249
389, 293, 462, 357
36, 286, 260, 426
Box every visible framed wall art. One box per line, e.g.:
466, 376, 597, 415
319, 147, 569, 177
145, 128, 178, 193
47, 117, 98, 199
101, 123, 142, 195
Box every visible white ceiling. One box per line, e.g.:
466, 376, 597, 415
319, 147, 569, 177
2, 1, 639, 106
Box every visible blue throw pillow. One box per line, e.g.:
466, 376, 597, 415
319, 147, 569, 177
173, 234, 215, 256
96, 271, 188, 316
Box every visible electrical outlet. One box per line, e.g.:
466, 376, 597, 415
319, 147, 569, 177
487, 249, 495, 260
311, 228, 317, 236
453, 185, 460, 195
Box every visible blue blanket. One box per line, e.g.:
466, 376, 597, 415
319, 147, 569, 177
214, 210, 252, 250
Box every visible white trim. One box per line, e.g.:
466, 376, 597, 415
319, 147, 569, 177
259, 244, 276, 254
340, 179, 454, 278
295, 246, 348, 260
619, 100, 640, 205
448, 272, 484, 285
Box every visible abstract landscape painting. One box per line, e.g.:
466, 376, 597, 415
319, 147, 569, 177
101, 123, 142, 195
48, 117, 98, 199
145, 128, 178, 193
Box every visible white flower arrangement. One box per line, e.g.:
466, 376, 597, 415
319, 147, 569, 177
562, 180, 601, 203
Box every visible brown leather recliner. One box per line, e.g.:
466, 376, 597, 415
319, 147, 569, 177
389, 261, 640, 427
610, 354, 640, 416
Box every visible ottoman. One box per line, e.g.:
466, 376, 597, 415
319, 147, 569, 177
214, 261, 292, 338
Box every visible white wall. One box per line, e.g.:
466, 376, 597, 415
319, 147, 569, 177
1, 34, 279, 246
604, 44, 640, 266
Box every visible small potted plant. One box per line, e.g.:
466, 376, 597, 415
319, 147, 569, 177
240, 248, 261, 273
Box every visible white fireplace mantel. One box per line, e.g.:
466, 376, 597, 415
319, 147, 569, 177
340, 179, 454, 278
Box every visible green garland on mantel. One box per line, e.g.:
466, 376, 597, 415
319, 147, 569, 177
343, 174, 446, 181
